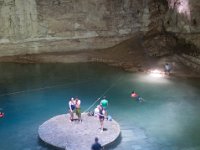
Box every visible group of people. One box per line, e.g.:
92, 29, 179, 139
68, 97, 82, 122
68, 96, 109, 132
68, 97, 107, 149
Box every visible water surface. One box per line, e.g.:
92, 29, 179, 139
0, 63, 200, 150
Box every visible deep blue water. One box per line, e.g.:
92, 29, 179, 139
0, 63, 200, 150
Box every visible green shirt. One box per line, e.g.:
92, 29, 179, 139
101, 99, 108, 108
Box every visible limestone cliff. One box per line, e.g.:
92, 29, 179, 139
142, 0, 200, 57
164, 0, 200, 49
0, 0, 144, 56
0, 0, 199, 58
0, 0, 38, 41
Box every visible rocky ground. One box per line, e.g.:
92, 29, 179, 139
0, 34, 199, 78
38, 113, 120, 150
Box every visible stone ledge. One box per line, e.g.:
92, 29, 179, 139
38, 113, 120, 150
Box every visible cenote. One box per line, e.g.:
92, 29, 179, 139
0, 63, 200, 150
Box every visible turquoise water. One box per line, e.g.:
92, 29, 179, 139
0, 63, 200, 150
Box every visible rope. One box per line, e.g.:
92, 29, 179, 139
83, 76, 123, 113
83, 98, 101, 113
0, 79, 94, 97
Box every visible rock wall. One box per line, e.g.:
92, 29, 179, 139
176, 54, 200, 73
0, 0, 199, 57
0, 0, 38, 41
142, 0, 200, 57
0, 0, 145, 56
164, 0, 200, 49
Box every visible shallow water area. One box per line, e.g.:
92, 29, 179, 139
0, 63, 200, 150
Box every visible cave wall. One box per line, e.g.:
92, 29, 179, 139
142, 0, 200, 57
0, 0, 38, 41
148, 0, 200, 49
164, 0, 200, 49
0, 0, 145, 56
0, 0, 199, 57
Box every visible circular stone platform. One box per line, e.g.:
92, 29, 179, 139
38, 113, 120, 150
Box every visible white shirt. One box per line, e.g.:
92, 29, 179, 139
69, 100, 75, 111
94, 107, 99, 117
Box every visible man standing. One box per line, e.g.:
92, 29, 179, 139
100, 96, 108, 119
75, 97, 82, 122
164, 63, 172, 75
91, 137, 103, 150
98, 105, 105, 132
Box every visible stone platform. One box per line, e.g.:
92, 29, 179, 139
38, 113, 120, 150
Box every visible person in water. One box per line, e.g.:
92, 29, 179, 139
0, 112, 4, 118
75, 97, 82, 122
91, 137, 103, 150
69, 97, 76, 122
131, 91, 144, 102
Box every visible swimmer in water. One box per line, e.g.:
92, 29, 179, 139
0, 111, 4, 118
131, 91, 144, 102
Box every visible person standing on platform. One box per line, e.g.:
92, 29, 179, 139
69, 97, 75, 122
91, 137, 103, 150
98, 105, 105, 132
100, 96, 108, 119
164, 63, 172, 75
75, 97, 82, 122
